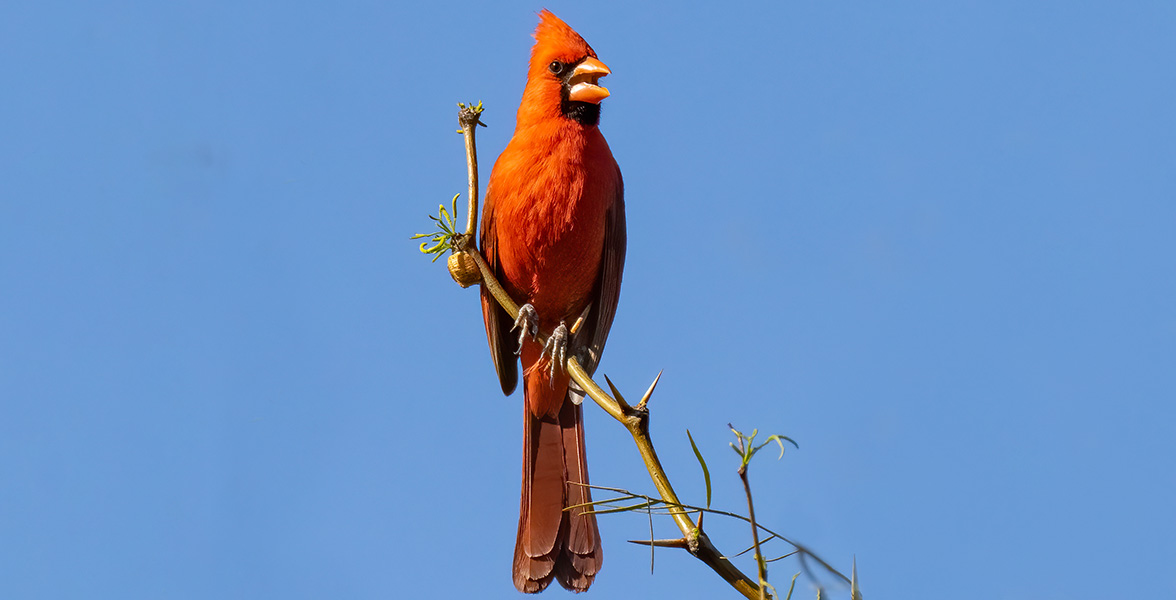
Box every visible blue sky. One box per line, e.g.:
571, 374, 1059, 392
2, 1, 1173, 598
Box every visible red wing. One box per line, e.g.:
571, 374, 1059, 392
572, 168, 626, 381
480, 189, 519, 396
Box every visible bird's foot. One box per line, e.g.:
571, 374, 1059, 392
541, 321, 569, 383
511, 304, 540, 355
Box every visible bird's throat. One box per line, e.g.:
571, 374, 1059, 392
561, 101, 600, 126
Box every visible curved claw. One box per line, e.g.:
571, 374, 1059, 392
541, 321, 569, 384
512, 304, 540, 355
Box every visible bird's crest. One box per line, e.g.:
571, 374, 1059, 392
532, 9, 596, 62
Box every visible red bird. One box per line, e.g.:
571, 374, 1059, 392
479, 10, 625, 594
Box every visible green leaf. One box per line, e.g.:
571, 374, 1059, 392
757, 434, 798, 460
412, 194, 466, 261
686, 430, 712, 509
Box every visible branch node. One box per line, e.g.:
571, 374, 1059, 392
686, 526, 702, 554
457, 101, 486, 129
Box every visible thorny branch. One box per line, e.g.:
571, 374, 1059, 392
426, 102, 853, 600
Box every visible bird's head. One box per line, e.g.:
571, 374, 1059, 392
519, 10, 611, 127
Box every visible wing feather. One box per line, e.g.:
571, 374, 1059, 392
480, 189, 519, 395
570, 168, 626, 402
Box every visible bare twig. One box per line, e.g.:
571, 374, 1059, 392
456, 101, 485, 240
734, 434, 768, 600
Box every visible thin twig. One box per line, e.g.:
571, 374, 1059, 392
739, 459, 767, 600
729, 534, 781, 559
457, 103, 483, 239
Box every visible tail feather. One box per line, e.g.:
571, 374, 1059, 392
560, 399, 602, 557
513, 393, 603, 593
514, 410, 563, 592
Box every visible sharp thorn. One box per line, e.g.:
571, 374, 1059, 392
628, 538, 691, 549
637, 369, 663, 409
603, 374, 628, 406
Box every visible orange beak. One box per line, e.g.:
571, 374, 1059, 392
567, 57, 611, 103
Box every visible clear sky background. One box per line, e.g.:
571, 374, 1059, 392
2, 1, 1173, 599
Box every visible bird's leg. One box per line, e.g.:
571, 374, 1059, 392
511, 303, 540, 355
541, 321, 569, 383
559, 302, 594, 389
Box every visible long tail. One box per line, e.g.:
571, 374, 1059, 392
514, 396, 603, 593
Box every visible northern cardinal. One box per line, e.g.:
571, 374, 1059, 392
479, 10, 625, 594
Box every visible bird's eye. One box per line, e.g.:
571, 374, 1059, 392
548, 61, 564, 75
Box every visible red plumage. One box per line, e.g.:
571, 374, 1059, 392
479, 10, 625, 593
